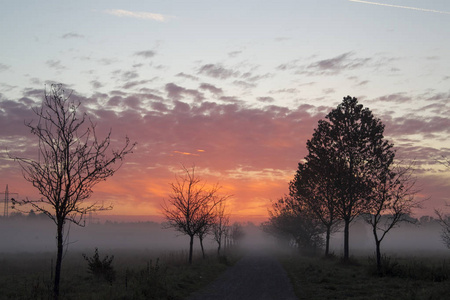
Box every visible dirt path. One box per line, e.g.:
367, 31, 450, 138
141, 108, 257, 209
188, 252, 298, 300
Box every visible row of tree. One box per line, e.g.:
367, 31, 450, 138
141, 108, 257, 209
263, 96, 421, 273
161, 166, 243, 264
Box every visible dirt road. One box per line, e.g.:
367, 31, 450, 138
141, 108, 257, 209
188, 252, 298, 300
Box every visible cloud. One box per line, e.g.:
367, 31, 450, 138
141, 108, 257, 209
0, 64, 10, 72
233, 80, 256, 89
90, 80, 103, 89
198, 64, 239, 79
121, 70, 139, 81
3, 88, 449, 221
176, 72, 199, 81
306, 52, 371, 75
61, 32, 84, 39
46, 60, 66, 70
372, 93, 412, 103
241, 72, 272, 82
228, 51, 242, 58
165, 83, 204, 102
104, 9, 174, 21
98, 58, 118, 65
199, 83, 223, 95
122, 80, 154, 90
348, 0, 450, 15
256, 97, 275, 103
322, 88, 335, 94
135, 50, 156, 58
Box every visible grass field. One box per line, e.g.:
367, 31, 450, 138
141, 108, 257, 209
280, 252, 450, 300
0, 249, 237, 300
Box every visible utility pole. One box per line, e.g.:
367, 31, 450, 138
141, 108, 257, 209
1, 185, 19, 217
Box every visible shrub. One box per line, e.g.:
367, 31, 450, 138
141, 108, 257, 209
82, 248, 116, 284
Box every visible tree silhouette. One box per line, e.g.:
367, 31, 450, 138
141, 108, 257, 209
162, 166, 227, 264
263, 196, 325, 254
435, 159, 450, 249
11, 84, 135, 300
290, 160, 341, 256
212, 201, 230, 256
306, 96, 394, 260
364, 163, 420, 273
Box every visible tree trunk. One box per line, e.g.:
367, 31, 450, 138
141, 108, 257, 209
188, 235, 194, 264
199, 236, 205, 259
325, 225, 331, 256
53, 221, 64, 300
217, 241, 221, 256
343, 219, 350, 261
376, 240, 382, 274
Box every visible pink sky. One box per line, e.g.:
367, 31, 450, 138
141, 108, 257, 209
1, 1, 450, 223
1, 88, 449, 223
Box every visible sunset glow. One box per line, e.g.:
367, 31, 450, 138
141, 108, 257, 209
1, 1, 449, 223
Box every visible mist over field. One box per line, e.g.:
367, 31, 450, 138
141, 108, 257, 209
0, 216, 447, 256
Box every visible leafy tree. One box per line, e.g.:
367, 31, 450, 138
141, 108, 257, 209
290, 161, 341, 256
162, 166, 227, 264
263, 196, 325, 254
306, 96, 394, 260
364, 163, 420, 273
11, 84, 135, 299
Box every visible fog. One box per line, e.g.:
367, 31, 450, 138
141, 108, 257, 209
0, 217, 447, 257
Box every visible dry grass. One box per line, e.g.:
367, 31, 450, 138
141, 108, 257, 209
0, 248, 238, 300
280, 253, 450, 300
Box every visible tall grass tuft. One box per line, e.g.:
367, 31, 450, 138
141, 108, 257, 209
367, 254, 450, 281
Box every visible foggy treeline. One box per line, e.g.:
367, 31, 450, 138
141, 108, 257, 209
0, 213, 447, 255
0, 214, 268, 253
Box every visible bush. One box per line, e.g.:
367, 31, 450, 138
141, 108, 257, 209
82, 248, 116, 284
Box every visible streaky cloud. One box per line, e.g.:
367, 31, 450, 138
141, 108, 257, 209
349, 0, 450, 15
104, 9, 174, 21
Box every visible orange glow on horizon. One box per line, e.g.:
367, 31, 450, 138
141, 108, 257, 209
85, 165, 286, 224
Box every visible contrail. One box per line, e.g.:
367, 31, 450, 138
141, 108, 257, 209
349, 0, 450, 15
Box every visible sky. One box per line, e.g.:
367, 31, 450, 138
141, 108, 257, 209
0, 0, 449, 223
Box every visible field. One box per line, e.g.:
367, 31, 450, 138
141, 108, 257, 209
2, 219, 450, 299
280, 252, 450, 300
0, 249, 237, 300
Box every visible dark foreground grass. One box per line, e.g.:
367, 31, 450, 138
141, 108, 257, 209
0, 249, 238, 300
280, 253, 450, 300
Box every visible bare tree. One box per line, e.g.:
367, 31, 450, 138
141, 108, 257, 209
230, 222, 245, 246
212, 201, 230, 256
10, 84, 135, 300
436, 209, 450, 249
364, 163, 420, 273
162, 166, 226, 264
435, 158, 450, 249
196, 203, 216, 259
